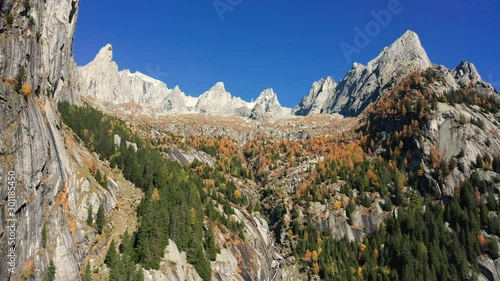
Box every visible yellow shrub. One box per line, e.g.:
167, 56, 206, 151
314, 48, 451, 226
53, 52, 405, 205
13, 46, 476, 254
21, 83, 32, 97
151, 188, 160, 202
234, 189, 242, 200
333, 201, 343, 210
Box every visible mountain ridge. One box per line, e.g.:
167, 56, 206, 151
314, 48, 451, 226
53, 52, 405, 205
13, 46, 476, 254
78, 30, 497, 120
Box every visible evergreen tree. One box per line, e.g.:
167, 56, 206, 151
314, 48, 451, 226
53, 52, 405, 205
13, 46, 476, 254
105, 240, 117, 267
42, 260, 56, 281
204, 224, 218, 261
82, 264, 92, 281
15, 66, 25, 92
95, 169, 102, 183
42, 223, 47, 248
137, 268, 145, 281
86, 206, 93, 226
96, 203, 106, 235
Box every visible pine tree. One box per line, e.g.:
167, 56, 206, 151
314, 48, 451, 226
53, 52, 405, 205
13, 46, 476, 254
104, 240, 117, 266
96, 203, 105, 234
42, 223, 47, 248
82, 264, 92, 281
86, 206, 93, 226
15, 66, 25, 92
42, 260, 56, 281
95, 169, 102, 184
137, 268, 145, 281
204, 224, 218, 261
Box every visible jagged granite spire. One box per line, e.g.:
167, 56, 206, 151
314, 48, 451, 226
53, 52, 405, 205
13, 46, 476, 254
294, 76, 336, 116
452, 60, 482, 86
92, 44, 114, 64
319, 30, 432, 116
250, 88, 291, 120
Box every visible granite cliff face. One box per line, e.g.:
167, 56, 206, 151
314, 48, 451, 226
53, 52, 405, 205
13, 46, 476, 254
0, 1, 119, 280
0, 0, 80, 103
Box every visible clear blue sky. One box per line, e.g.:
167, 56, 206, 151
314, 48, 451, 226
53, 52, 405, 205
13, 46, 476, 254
74, 0, 500, 107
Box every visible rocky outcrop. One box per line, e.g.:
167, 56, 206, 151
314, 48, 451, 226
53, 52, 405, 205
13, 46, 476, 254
421, 100, 500, 195
294, 76, 336, 116
168, 147, 216, 166
453, 60, 482, 87
478, 255, 500, 281
143, 240, 203, 281
211, 206, 279, 281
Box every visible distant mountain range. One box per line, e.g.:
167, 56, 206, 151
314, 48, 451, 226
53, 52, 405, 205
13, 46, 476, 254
77, 30, 496, 120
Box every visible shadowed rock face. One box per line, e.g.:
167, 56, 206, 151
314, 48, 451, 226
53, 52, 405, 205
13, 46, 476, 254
0, 1, 117, 280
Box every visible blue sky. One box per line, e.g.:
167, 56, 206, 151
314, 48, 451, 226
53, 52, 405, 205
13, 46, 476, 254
74, 0, 500, 107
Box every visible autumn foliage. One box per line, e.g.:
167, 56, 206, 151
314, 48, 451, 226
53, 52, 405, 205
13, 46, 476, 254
21, 83, 32, 97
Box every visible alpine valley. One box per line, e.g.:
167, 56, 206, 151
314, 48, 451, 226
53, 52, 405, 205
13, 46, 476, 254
1, 1, 500, 281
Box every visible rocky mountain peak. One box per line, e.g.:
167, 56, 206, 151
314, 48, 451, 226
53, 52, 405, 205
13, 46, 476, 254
250, 88, 290, 120
256, 88, 278, 103
213, 81, 226, 89
93, 44, 114, 64
366, 30, 431, 71
198, 82, 231, 100
319, 30, 433, 116
323, 76, 336, 91
195, 82, 237, 115
453, 60, 482, 86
